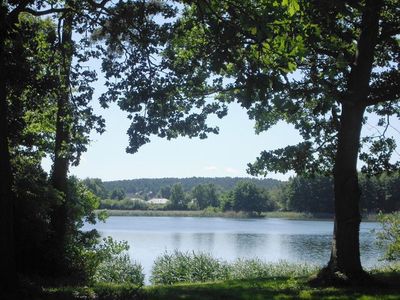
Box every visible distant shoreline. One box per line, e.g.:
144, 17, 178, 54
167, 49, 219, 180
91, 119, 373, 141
95, 209, 381, 221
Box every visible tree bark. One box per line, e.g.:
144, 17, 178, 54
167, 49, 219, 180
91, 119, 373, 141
49, 10, 74, 276
329, 103, 365, 278
316, 0, 383, 284
0, 3, 17, 292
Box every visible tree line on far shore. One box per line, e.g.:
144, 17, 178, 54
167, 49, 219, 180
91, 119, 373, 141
84, 173, 400, 214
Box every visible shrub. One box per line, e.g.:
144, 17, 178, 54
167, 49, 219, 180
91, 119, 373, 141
92, 237, 144, 285
376, 212, 400, 261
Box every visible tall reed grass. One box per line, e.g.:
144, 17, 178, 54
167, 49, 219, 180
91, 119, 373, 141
150, 251, 319, 285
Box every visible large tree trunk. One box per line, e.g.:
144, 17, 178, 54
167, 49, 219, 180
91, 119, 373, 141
49, 11, 74, 276
314, 0, 382, 285
329, 103, 365, 278
0, 5, 17, 292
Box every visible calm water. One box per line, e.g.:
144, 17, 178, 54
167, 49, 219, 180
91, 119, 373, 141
85, 216, 383, 282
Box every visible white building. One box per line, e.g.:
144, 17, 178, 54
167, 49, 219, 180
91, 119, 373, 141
147, 198, 169, 205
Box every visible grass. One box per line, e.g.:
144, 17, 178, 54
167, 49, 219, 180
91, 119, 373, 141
38, 273, 400, 300
142, 275, 400, 300
150, 251, 319, 285
36, 262, 400, 299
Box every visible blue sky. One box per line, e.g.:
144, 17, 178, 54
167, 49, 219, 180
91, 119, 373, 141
42, 61, 400, 183
58, 100, 302, 181
42, 62, 304, 181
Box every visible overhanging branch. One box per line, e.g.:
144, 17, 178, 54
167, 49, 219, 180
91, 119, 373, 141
22, 7, 67, 16
8, 0, 31, 25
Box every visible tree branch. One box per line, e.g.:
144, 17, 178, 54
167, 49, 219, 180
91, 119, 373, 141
87, 0, 111, 9
22, 7, 67, 16
86, 0, 112, 15
7, 0, 31, 25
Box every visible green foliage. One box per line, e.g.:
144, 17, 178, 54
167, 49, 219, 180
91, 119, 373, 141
359, 173, 400, 213
103, 177, 281, 197
13, 157, 61, 276
285, 175, 334, 213
92, 237, 144, 285
3, 7, 106, 284
82, 178, 109, 199
168, 183, 189, 210
270, 173, 400, 214
110, 188, 126, 200
150, 251, 230, 285
229, 259, 318, 279
97, 0, 400, 180
229, 181, 275, 213
376, 212, 400, 261
159, 186, 172, 199
53, 177, 106, 282
44, 275, 400, 300
12, 156, 107, 282
191, 184, 220, 210
150, 251, 318, 285
100, 199, 149, 210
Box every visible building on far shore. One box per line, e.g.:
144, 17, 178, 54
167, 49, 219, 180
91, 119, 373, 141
147, 198, 169, 205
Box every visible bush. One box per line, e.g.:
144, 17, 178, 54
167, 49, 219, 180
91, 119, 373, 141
376, 212, 400, 261
150, 251, 318, 285
92, 237, 144, 285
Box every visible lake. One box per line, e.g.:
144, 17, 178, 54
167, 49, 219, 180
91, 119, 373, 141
84, 216, 383, 282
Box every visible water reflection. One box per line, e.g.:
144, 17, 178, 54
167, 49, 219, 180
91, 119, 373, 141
194, 233, 215, 253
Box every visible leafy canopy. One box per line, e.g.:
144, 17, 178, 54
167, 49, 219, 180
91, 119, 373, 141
99, 0, 399, 177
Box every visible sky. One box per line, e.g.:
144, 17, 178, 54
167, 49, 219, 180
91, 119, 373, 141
43, 100, 303, 181
42, 68, 400, 182
41, 55, 400, 183
41, 55, 305, 181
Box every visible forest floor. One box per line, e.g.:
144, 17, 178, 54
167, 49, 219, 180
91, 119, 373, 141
35, 272, 400, 300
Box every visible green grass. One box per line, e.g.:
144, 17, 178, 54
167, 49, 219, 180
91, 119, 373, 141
142, 275, 400, 300
150, 251, 319, 285
40, 273, 400, 300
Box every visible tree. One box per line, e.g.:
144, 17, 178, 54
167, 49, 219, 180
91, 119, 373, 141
169, 183, 188, 210
230, 181, 271, 214
108, 0, 399, 283
376, 212, 400, 262
110, 188, 126, 200
0, 1, 51, 290
159, 185, 172, 199
286, 175, 334, 213
168, 0, 400, 283
0, 0, 123, 287
191, 184, 219, 209
82, 178, 109, 199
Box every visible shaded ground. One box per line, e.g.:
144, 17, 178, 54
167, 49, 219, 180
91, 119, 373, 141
18, 272, 400, 300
